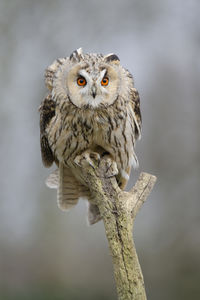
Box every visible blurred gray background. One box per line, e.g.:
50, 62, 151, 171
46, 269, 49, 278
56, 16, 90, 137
0, 0, 199, 299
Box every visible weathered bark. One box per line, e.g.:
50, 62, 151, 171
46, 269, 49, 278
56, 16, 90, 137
73, 157, 157, 300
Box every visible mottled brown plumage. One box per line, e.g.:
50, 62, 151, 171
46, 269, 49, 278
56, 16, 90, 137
39, 48, 142, 224
39, 95, 56, 167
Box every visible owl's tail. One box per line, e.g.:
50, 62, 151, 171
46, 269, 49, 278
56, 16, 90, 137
46, 163, 89, 210
45, 164, 101, 224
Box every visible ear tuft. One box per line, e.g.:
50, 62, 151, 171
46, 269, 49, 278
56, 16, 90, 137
69, 48, 83, 62
104, 53, 120, 64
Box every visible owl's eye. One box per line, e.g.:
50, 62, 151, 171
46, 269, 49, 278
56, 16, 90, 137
101, 76, 109, 86
77, 77, 87, 86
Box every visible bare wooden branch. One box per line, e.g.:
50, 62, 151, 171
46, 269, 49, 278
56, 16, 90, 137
73, 157, 157, 300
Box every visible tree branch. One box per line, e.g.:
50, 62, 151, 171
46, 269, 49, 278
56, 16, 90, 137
73, 156, 157, 300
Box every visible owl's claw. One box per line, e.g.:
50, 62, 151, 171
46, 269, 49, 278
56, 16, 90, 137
104, 157, 118, 178
74, 151, 100, 169
89, 152, 101, 163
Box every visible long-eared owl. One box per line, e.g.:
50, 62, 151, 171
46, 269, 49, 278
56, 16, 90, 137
39, 48, 142, 224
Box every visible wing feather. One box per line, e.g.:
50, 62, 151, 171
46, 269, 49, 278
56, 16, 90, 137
39, 95, 55, 167
130, 88, 142, 140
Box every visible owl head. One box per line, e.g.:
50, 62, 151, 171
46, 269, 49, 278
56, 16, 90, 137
45, 48, 133, 108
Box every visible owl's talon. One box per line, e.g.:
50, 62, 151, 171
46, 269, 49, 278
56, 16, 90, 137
74, 155, 82, 167
87, 159, 96, 169
104, 158, 118, 178
89, 152, 100, 164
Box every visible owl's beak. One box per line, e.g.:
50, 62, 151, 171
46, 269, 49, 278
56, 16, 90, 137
91, 85, 97, 98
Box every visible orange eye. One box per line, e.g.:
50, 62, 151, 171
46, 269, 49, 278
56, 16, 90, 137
77, 77, 87, 86
101, 77, 109, 86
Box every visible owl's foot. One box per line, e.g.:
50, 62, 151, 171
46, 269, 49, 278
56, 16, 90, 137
74, 151, 118, 178
74, 150, 100, 169
103, 156, 118, 178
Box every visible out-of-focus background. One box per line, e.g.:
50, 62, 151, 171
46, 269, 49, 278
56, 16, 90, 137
0, 0, 199, 299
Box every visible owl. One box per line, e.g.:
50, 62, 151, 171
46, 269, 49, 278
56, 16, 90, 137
39, 48, 142, 224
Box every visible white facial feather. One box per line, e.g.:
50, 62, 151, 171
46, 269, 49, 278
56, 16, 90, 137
79, 69, 93, 85
78, 68, 109, 108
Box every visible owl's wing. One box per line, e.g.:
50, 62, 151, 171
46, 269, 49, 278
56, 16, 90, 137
130, 88, 142, 140
39, 95, 56, 167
